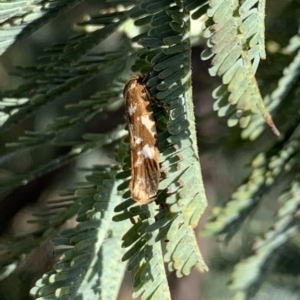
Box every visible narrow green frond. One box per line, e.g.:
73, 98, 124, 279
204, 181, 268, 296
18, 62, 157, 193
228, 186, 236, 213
202, 0, 279, 136
114, 2, 208, 296
0, 192, 80, 280
142, 1, 208, 274
42, 8, 132, 64
131, 205, 171, 300
30, 167, 131, 300
0, 0, 82, 55
0, 126, 126, 194
229, 180, 300, 299
98, 233, 128, 300
164, 213, 208, 275
2, 81, 126, 156
242, 30, 300, 140
201, 137, 300, 241
0, 51, 128, 132
134, 0, 207, 228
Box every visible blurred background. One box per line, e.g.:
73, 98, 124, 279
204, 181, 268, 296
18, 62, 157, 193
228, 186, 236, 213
1, 1, 300, 300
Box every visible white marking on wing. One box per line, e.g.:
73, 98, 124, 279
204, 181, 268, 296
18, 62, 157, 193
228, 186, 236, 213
141, 144, 155, 159
128, 104, 137, 116
134, 136, 143, 144
140, 115, 155, 136
128, 81, 137, 91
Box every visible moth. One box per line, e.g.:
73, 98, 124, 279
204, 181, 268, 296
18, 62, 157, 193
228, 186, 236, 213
123, 74, 160, 205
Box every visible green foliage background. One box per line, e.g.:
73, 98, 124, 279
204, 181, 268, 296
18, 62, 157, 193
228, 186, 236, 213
1, 1, 300, 300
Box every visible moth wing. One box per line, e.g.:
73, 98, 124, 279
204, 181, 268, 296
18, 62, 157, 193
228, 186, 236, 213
124, 75, 160, 205
130, 155, 160, 204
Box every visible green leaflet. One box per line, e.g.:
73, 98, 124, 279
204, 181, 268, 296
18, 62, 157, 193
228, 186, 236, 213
0, 4, 133, 134
165, 214, 208, 275
0, 0, 82, 56
30, 167, 131, 300
0, 125, 127, 194
201, 137, 300, 241
0, 191, 81, 282
0, 51, 128, 133
229, 181, 300, 298
131, 205, 171, 300
116, 2, 208, 299
201, 0, 279, 136
242, 32, 300, 140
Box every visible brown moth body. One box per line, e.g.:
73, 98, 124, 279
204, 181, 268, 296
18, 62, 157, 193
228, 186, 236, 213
123, 75, 160, 205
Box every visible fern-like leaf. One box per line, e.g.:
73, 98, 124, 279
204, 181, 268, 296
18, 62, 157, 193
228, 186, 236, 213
242, 29, 300, 140
201, 136, 300, 242
0, 126, 126, 194
201, 0, 279, 135
115, 2, 208, 297
30, 166, 131, 300
0, 51, 128, 132
1, 80, 126, 161
229, 180, 300, 299
0, 192, 80, 280
0, 0, 82, 56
